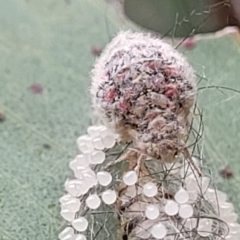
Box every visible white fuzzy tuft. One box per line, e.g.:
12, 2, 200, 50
90, 30, 197, 162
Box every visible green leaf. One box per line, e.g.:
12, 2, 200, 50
0, 0, 240, 239
124, 0, 231, 37
0, 0, 123, 239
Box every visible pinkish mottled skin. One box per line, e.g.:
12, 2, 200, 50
29, 83, 43, 94
91, 31, 197, 162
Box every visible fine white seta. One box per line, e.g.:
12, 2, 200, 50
59, 31, 239, 240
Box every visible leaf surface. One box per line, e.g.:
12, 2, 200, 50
0, 1, 240, 239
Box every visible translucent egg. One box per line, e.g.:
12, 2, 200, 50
97, 171, 112, 186
219, 202, 234, 216
197, 218, 213, 237
77, 135, 94, 152
65, 180, 82, 197
102, 135, 116, 148
205, 188, 227, 203
64, 198, 81, 212
145, 205, 160, 220
58, 227, 74, 240
102, 190, 117, 205
86, 194, 101, 209
99, 126, 111, 137
92, 137, 105, 150
59, 194, 72, 204
82, 169, 97, 188
187, 190, 198, 204
228, 223, 240, 234
60, 209, 75, 222
75, 155, 89, 168
72, 217, 88, 232
179, 204, 193, 219
61, 234, 75, 240
174, 188, 189, 204
185, 176, 200, 194
87, 125, 101, 137
151, 223, 167, 239
74, 167, 87, 180
164, 200, 179, 216
143, 182, 158, 197
91, 150, 106, 164
75, 234, 87, 240
123, 171, 138, 186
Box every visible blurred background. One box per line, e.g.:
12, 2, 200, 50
0, 0, 240, 239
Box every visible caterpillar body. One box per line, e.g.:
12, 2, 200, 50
91, 31, 196, 163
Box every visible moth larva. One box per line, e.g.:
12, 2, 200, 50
91, 30, 196, 163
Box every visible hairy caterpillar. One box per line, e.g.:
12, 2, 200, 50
91, 31, 196, 163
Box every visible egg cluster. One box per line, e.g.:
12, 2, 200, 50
59, 125, 118, 240
118, 157, 239, 240
59, 124, 239, 240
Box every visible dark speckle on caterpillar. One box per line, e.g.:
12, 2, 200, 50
91, 30, 197, 163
